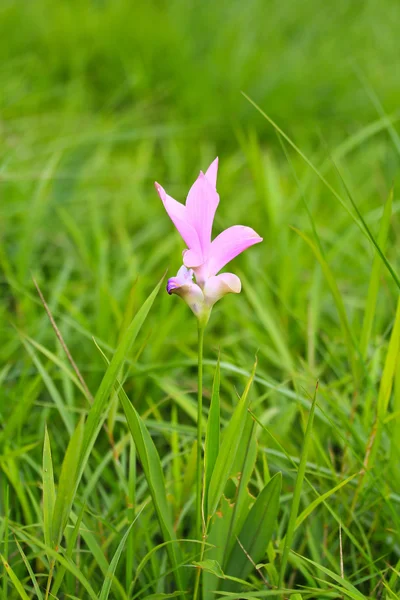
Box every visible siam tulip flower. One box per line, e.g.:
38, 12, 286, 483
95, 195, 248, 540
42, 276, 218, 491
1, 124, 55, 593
155, 158, 262, 325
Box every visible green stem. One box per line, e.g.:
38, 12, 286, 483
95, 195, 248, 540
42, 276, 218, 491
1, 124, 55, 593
279, 382, 318, 588
196, 324, 205, 541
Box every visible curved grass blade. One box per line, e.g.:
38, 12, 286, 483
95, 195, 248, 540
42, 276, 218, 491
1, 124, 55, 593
279, 383, 318, 587
291, 227, 359, 383
77, 274, 165, 487
223, 472, 282, 590
15, 538, 44, 600
0, 554, 30, 600
293, 552, 367, 600
242, 92, 400, 291
119, 388, 186, 596
99, 520, 136, 600
208, 360, 257, 519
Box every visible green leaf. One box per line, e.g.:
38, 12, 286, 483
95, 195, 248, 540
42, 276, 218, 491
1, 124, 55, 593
0, 554, 30, 600
295, 472, 358, 531
223, 472, 281, 589
145, 593, 185, 600
15, 538, 44, 600
119, 388, 186, 595
243, 92, 400, 291
78, 275, 164, 487
42, 426, 55, 555
98, 521, 135, 600
52, 417, 84, 548
194, 559, 225, 578
293, 552, 367, 599
279, 384, 318, 587
207, 360, 257, 519
360, 188, 393, 357
204, 355, 220, 516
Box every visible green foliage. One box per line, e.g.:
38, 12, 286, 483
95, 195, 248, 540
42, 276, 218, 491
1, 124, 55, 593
1, 0, 400, 598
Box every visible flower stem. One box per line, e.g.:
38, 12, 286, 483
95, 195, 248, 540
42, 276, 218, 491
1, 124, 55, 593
196, 324, 205, 542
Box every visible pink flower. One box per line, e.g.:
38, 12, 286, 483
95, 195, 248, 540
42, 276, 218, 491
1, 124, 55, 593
155, 158, 263, 324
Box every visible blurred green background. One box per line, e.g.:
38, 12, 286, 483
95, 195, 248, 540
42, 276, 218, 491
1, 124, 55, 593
1, 0, 400, 596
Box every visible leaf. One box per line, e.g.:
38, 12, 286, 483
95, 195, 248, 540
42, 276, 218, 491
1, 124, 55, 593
77, 275, 164, 487
52, 418, 84, 548
207, 360, 257, 519
279, 384, 318, 587
293, 552, 367, 599
295, 472, 358, 530
15, 538, 44, 600
224, 415, 258, 559
223, 472, 282, 589
145, 593, 185, 600
194, 559, 225, 578
360, 189, 393, 357
242, 92, 400, 291
98, 521, 135, 600
42, 426, 55, 555
0, 554, 30, 600
119, 388, 186, 595
204, 355, 220, 516
291, 227, 359, 382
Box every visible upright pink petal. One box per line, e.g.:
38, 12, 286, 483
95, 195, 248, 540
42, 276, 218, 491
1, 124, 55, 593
207, 225, 263, 276
205, 157, 218, 188
185, 172, 219, 258
155, 182, 201, 254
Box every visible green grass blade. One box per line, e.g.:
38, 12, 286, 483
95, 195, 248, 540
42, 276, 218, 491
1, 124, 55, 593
207, 360, 257, 519
119, 388, 186, 596
295, 472, 358, 531
51, 504, 85, 597
223, 472, 282, 589
291, 227, 359, 382
293, 552, 367, 599
360, 189, 393, 357
204, 354, 220, 517
0, 554, 30, 600
279, 383, 318, 587
243, 92, 400, 291
78, 274, 164, 486
52, 417, 84, 548
15, 538, 44, 600
98, 521, 135, 600
42, 426, 55, 556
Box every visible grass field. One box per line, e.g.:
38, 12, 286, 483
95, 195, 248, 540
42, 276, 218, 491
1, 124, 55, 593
1, 1, 400, 598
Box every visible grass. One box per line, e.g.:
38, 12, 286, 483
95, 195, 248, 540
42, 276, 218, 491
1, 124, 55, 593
1, 0, 400, 598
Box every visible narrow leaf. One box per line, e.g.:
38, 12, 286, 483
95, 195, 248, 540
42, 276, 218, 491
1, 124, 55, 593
78, 275, 164, 486
204, 355, 220, 516
42, 427, 55, 554
52, 418, 84, 548
224, 472, 282, 589
119, 388, 186, 596
0, 554, 30, 600
279, 384, 318, 587
208, 360, 257, 519
99, 522, 135, 600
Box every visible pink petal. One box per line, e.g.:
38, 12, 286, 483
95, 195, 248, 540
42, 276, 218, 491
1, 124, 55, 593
205, 157, 219, 188
207, 225, 263, 276
185, 172, 219, 259
203, 273, 241, 306
183, 248, 204, 269
155, 182, 201, 253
